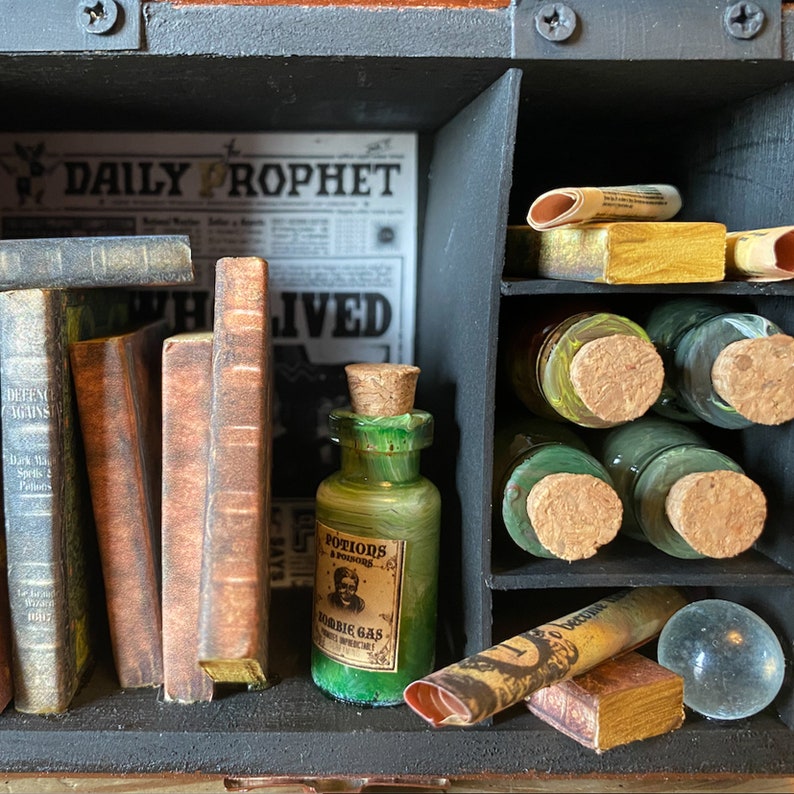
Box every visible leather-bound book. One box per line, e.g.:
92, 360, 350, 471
526, 651, 685, 752
0, 528, 14, 713
161, 332, 215, 703
198, 257, 272, 688
0, 235, 193, 290
70, 319, 170, 689
0, 288, 129, 713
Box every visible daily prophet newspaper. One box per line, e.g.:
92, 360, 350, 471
0, 131, 418, 587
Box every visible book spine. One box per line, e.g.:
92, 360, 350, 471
0, 290, 78, 713
0, 235, 193, 290
198, 257, 272, 686
69, 321, 168, 689
0, 528, 14, 712
527, 681, 598, 748
161, 332, 215, 703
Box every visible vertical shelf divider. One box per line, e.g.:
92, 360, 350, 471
416, 68, 522, 658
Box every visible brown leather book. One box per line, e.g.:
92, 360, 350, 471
70, 319, 169, 690
526, 651, 685, 753
197, 257, 272, 687
161, 332, 215, 703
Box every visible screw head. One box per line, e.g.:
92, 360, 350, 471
724, 2, 765, 40
535, 3, 577, 43
77, 0, 119, 35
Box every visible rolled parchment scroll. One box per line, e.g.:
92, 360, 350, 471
725, 226, 794, 281
403, 586, 687, 727
527, 185, 682, 231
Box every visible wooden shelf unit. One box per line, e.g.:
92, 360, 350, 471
0, 0, 793, 779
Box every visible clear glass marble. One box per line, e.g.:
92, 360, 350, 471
657, 599, 786, 720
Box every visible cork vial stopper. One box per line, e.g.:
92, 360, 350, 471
345, 362, 420, 416
665, 470, 767, 558
569, 335, 665, 424
711, 334, 794, 425
526, 472, 623, 561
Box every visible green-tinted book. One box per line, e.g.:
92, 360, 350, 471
0, 288, 130, 713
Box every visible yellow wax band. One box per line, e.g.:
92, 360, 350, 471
403, 586, 688, 727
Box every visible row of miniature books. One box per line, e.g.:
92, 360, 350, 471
0, 234, 272, 714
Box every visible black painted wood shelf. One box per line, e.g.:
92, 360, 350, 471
0, 0, 793, 780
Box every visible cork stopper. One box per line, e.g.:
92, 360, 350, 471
526, 472, 623, 561
345, 362, 420, 416
711, 334, 794, 425
665, 470, 767, 558
569, 335, 665, 424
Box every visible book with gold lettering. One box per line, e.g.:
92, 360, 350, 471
161, 332, 215, 703
0, 288, 130, 713
197, 257, 273, 688
505, 222, 726, 284
526, 651, 685, 752
69, 320, 169, 690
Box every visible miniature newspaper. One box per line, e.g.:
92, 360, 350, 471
725, 226, 794, 281
0, 132, 418, 588
527, 184, 682, 230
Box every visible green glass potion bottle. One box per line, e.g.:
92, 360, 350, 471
311, 363, 441, 706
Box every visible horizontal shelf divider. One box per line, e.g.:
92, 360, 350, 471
501, 279, 794, 298
489, 547, 794, 590
0, 675, 791, 776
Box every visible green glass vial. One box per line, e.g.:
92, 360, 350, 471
600, 417, 767, 559
505, 309, 665, 429
646, 297, 794, 428
493, 416, 622, 560
311, 363, 441, 706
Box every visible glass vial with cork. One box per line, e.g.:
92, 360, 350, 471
504, 308, 665, 429
493, 415, 622, 560
646, 297, 794, 428
600, 416, 767, 559
310, 362, 441, 706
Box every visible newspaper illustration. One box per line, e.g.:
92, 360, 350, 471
0, 132, 418, 588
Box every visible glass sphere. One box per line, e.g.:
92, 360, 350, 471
657, 599, 786, 720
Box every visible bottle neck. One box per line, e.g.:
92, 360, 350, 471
330, 408, 433, 485
339, 446, 422, 484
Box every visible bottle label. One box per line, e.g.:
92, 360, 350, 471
312, 522, 405, 671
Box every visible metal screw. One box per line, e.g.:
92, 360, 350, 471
77, 0, 119, 35
724, 2, 765, 40
535, 3, 577, 43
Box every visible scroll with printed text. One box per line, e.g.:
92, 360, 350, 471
725, 226, 794, 281
403, 586, 687, 727
527, 185, 682, 231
